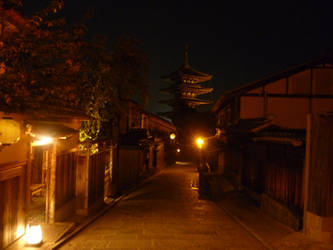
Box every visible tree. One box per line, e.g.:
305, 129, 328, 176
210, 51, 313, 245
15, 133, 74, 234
78, 35, 150, 144
0, 0, 150, 144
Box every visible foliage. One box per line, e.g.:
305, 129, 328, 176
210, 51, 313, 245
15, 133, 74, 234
0, 0, 150, 144
0, 0, 82, 111
0, 0, 22, 9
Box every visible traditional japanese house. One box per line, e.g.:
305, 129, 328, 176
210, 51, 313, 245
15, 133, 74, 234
0, 106, 88, 249
0, 7, 90, 248
211, 56, 333, 236
110, 100, 176, 197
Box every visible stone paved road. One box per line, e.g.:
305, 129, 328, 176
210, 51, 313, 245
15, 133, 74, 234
61, 163, 267, 249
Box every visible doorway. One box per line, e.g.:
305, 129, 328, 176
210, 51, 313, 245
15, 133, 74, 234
27, 146, 49, 225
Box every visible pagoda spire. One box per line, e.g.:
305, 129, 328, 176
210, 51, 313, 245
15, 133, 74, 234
184, 43, 189, 67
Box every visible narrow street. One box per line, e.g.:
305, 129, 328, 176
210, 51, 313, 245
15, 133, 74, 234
60, 163, 267, 249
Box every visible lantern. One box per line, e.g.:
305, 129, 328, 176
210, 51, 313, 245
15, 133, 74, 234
0, 117, 21, 145
24, 224, 43, 246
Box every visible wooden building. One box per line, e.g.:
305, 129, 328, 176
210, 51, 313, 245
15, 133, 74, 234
0, 107, 87, 249
212, 56, 333, 240
109, 100, 176, 197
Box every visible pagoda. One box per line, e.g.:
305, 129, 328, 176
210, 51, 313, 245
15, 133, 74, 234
160, 45, 213, 126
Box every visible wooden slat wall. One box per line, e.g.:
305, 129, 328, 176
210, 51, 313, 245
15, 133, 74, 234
88, 150, 109, 206
308, 115, 333, 216
156, 143, 165, 169
242, 143, 304, 212
242, 144, 265, 193
264, 161, 303, 210
55, 152, 76, 209
0, 162, 26, 249
75, 154, 88, 212
264, 145, 304, 211
117, 147, 140, 192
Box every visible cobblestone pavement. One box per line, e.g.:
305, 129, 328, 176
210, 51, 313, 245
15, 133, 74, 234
61, 164, 267, 249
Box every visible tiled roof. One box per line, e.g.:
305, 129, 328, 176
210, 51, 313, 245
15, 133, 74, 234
226, 118, 272, 134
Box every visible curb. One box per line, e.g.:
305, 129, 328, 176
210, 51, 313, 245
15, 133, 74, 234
50, 170, 162, 249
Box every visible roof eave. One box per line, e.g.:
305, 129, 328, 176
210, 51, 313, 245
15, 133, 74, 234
212, 56, 333, 113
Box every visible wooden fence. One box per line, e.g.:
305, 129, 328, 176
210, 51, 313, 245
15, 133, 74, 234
88, 149, 110, 206
307, 114, 333, 216
0, 161, 26, 249
76, 148, 112, 214
242, 144, 266, 193
264, 145, 304, 211
117, 146, 141, 191
55, 152, 77, 210
242, 143, 304, 212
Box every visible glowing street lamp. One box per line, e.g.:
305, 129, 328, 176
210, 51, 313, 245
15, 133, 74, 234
177, 148, 181, 153
195, 136, 205, 169
169, 133, 176, 140
196, 137, 204, 149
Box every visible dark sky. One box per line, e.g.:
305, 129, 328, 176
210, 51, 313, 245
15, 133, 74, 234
25, 1, 333, 114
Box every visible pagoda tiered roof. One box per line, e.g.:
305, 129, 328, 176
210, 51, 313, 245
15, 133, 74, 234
162, 64, 213, 84
161, 83, 213, 96
159, 45, 213, 117
160, 96, 212, 106
162, 43, 212, 84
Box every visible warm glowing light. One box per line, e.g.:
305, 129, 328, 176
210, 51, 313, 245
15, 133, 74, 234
177, 148, 181, 153
32, 136, 53, 146
169, 133, 176, 140
16, 226, 25, 238
0, 118, 21, 145
24, 225, 42, 245
196, 137, 204, 149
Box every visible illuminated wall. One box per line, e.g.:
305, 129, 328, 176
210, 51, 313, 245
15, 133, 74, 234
267, 97, 308, 129
240, 96, 264, 119
238, 67, 333, 129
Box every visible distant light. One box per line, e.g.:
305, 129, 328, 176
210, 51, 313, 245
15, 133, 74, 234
170, 133, 176, 140
196, 137, 204, 149
177, 148, 181, 153
32, 136, 53, 146
24, 224, 42, 246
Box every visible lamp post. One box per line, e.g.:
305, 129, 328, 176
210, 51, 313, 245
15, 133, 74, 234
195, 136, 210, 198
168, 132, 177, 164
196, 137, 204, 169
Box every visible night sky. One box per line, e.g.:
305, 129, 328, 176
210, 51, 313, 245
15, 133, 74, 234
25, 1, 333, 114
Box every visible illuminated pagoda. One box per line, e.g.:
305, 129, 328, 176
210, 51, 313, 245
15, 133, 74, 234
160, 45, 213, 126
